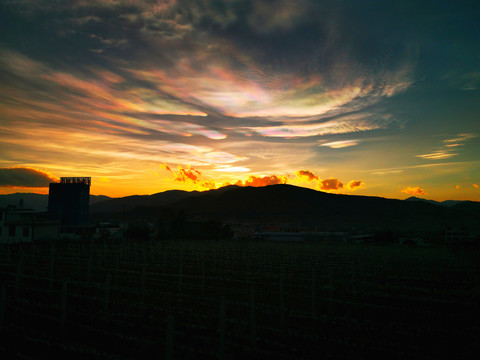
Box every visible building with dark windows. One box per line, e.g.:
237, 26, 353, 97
0, 204, 59, 244
48, 177, 91, 227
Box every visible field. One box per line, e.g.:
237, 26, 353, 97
1, 239, 479, 359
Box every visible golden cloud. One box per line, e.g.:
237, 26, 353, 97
296, 170, 319, 181
401, 186, 426, 195
176, 166, 201, 183
416, 151, 457, 160
320, 140, 360, 149
236, 175, 287, 187
161, 163, 219, 190
347, 180, 365, 190
161, 163, 173, 173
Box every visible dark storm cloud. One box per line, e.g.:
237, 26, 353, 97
1, 0, 416, 76
0, 167, 58, 187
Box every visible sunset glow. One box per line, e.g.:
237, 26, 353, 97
1, 1, 479, 200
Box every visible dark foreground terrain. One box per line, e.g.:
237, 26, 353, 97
1, 239, 479, 359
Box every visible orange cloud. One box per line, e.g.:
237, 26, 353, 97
402, 186, 426, 195
162, 163, 200, 182
236, 175, 287, 187
161, 163, 173, 173
160, 163, 219, 190
176, 166, 201, 183
319, 178, 343, 191
347, 180, 365, 190
201, 181, 217, 190
474, 184, 479, 189
0, 167, 58, 187
296, 170, 319, 181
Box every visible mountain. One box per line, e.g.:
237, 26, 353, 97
89, 190, 200, 213
0, 193, 111, 211
3, 186, 479, 233
97, 184, 480, 233
0, 193, 49, 211
404, 196, 467, 207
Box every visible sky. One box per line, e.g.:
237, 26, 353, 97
0, 0, 479, 200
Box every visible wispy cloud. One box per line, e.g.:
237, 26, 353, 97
244, 113, 392, 138
212, 166, 251, 172
416, 133, 476, 160
319, 140, 360, 149
416, 151, 458, 160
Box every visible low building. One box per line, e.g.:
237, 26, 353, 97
0, 207, 59, 244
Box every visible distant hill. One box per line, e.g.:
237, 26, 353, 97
92, 184, 480, 233
0, 193, 111, 211
404, 196, 467, 207
90, 190, 200, 213
4, 186, 479, 233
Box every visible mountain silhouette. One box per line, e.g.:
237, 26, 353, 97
92, 184, 479, 233
3, 185, 479, 233
90, 189, 201, 213
404, 196, 466, 207
0, 192, 110, 211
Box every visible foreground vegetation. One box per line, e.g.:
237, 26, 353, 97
1, 239, 479, 359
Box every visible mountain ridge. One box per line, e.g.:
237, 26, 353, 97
2, 185, 479, 232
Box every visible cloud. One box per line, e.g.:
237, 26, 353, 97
347, 180, 365, 190
0, 167, 58, 187
371, 169, 404, 175
236, 175, 287, 187
176, 166, 201, 183
161, 163, 173, 173
296, 170, 319, 181
417, 134, 476, 160
443, 133, 476, 143
416, 151, 457, 160
245, 113, 392, 138
162, 164, 201, 183
401, 186, 426, 195
445, 72, 480, 91
212, 166, 250, 172
319, 178, 343, 191
161, 163, 220, 190
320, 140, 360, 149
0, 1, 432, 197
